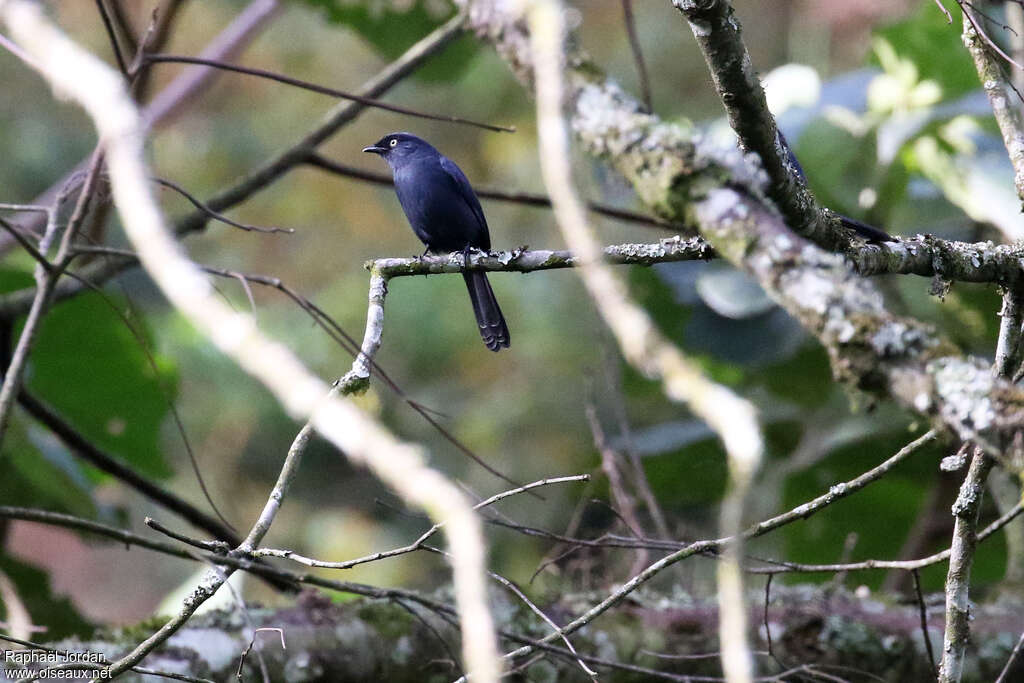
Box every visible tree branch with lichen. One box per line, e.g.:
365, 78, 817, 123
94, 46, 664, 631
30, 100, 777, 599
454, 0, 1024, 458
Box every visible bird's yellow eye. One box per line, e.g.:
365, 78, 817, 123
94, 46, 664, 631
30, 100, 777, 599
389, 138, 398, 147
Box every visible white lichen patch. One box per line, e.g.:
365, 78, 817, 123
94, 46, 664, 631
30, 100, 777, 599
930, 357, 997, 442
167, 628, 239, 673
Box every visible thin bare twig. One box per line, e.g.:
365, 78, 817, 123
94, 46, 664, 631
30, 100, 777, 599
912, 569, 938, 679
304, 153, 681, 231
621, 0, 652, 112
154, 177, 294, 234
143, 53, 514, 133
254, 475, 588, 569
996, 630, 1024, 683
0, 152, 103, 449
94, 0, 128, 76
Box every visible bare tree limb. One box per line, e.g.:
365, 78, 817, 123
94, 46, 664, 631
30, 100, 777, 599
939, 451, 995, 683
144, 53, 514, 133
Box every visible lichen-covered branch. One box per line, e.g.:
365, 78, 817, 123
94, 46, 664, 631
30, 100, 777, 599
672, 0, 847, 250
963, 7, 1024, 204
369, 236, 715, 277
20, 587, 1024, 683
939, 452, 996, 683
455, 0, 1024, 457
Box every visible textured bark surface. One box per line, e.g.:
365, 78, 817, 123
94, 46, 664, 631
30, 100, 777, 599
8, 588, 1024, 682
454, 0, 1024, 459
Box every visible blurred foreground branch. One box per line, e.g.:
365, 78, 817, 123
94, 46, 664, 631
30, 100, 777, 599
0, 1, 500, 680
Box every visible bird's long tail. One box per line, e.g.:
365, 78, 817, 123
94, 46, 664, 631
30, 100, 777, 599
462, 271, 510, 352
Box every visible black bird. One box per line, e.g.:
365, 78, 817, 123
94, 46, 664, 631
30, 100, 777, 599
363, 132, 510, 351
778, 131, 895, 243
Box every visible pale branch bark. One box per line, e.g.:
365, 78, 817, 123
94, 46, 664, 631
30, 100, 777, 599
963, 7, 1024, 205
455, 0, 1024, 458
939, 452, 996, 683
370, 237, 715, 276
21, 587, 1024, 682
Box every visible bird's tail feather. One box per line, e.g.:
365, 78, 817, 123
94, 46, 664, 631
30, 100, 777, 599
839, 214, 895, 243
462, 271, 510, 352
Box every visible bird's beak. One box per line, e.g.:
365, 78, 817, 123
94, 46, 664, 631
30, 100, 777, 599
362, 145, 385, 155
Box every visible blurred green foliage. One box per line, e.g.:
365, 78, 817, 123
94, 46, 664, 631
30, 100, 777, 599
0, 0, 1018, 641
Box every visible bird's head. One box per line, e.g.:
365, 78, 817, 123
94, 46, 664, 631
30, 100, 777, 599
362, 132, 434, 166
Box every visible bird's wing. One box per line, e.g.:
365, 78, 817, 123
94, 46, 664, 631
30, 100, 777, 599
439, 155, 490, 248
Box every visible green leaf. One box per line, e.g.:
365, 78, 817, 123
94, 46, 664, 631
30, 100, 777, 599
873, 1, 977, 100
0, 553, 93, 639
4, 426, 97, 518
294, 0, 477, 81
23, 292, 175, 480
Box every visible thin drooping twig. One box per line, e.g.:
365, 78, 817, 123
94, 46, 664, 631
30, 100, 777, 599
15, 390, 243, 546
304, 153, 681, 231
153, 177, 294, 234
620, 0, 652, 112
0, 151, 104, 450
0, 214, 49, 269
996, 630, 1024, 683
912, 569, 938, 679
0, 5, 501, 680
94, 0, 128, 77
69, 245, 538, 493
586, 403, 647, 570
143, 53, 514, 133
255, 474, 588, 569
0, 0, 282, 248
524, 4, 762, 682
0, 11, 468, 319
938, 451, 995, 683
960, 1, 1024, 71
